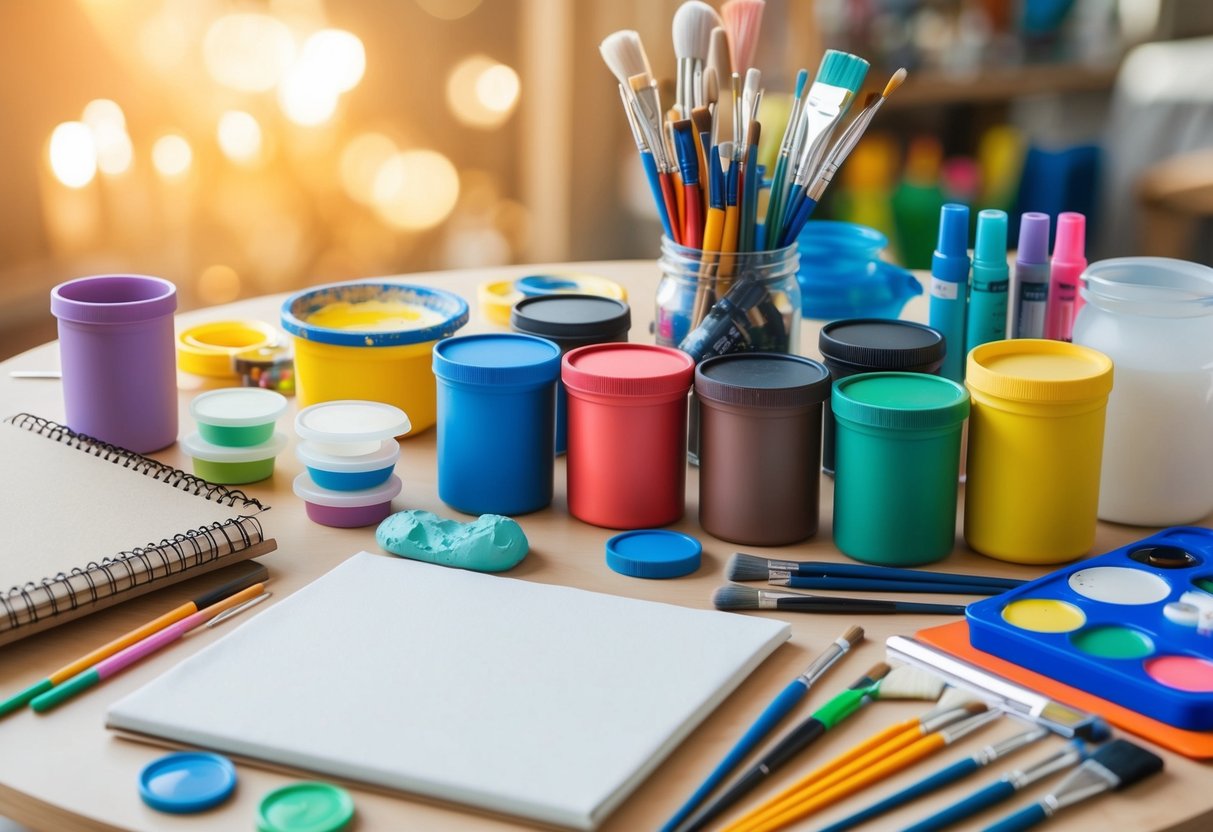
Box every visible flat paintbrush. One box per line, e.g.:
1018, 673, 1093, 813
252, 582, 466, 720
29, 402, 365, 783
713, 585, 967, 615
727, 552, 1026, 590
660, 626, 863, 832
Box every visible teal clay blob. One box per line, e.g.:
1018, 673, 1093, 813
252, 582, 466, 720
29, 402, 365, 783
376, 510, 529, 572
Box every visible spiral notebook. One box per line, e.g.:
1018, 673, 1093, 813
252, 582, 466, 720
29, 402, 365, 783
0, 413, 277, 646
108, 552, 791, 830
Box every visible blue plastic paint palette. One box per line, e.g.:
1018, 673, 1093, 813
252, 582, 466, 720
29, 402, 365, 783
968, 526, 1213, 730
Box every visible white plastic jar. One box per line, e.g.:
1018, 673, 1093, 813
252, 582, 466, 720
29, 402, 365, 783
1072, 257, 1213, 525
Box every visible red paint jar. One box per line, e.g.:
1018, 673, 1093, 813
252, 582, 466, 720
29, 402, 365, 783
563, 344, 695, 529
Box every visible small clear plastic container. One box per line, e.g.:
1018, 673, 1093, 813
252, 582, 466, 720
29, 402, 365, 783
190, 388, 288, 447
293, 473, 402, 528
181, 432, 287, 484
296, 438, 400, 491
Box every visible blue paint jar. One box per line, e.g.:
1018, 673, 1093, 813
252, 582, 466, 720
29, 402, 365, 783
432, 333, 562, 515
796, 221, 921, 320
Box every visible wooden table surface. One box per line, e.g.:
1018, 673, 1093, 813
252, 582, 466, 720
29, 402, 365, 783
0, 261, 1206, 832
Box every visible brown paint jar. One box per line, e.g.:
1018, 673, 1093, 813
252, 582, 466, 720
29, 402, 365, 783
695, 352, 832, 546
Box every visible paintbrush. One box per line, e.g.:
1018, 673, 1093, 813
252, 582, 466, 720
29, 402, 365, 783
660, 626, 863, 832
779, 67, 908, 245
721, 701, 988, 832
706, 27, 730, 143
775, 576, 1013, 596
762, 68, 809, 248
672, 120, 704, 248
726, 552, 1025, 590
618, 85, 677, 241
981, 739, 1163, 831
714, 585, 967, 615
678, 664, 944, 832
902, 739, 1087, 832
738, 120, 761, 252
776, 49, 869, 247
672, 1, 720, 117
721, 0, 765, 73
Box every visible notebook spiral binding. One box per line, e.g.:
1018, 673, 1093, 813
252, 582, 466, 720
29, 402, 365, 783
1, 413, 268, 630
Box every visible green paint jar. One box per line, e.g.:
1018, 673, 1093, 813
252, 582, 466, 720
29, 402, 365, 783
832, 372, 970, 565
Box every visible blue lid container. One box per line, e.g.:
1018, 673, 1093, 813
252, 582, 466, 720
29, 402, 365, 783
432, 334, 562, 516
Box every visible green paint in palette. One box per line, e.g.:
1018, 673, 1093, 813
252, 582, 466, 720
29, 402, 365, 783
1071, 626, 1155, 660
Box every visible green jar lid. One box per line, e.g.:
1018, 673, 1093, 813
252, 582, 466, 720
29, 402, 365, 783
257, 782, 354, 832
832, 371, 969, 430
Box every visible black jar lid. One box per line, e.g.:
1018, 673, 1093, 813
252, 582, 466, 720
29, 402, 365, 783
510, 295, 631, 344
818, 318, 946, 371
695, 352, 831, 409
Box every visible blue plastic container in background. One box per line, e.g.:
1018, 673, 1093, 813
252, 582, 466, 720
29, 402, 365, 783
432, 333, 562, 515
796, 220, 921, 321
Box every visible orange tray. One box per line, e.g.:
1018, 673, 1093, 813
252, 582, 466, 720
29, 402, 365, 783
916, 620, 1213, 759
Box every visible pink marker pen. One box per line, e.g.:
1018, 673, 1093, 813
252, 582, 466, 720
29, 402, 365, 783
1045, 212, 1087, 342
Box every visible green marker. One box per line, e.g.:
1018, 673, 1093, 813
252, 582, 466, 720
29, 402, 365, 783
966, 209, 1009, 354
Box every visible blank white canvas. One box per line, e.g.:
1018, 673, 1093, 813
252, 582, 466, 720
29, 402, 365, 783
107, 552, 789, 829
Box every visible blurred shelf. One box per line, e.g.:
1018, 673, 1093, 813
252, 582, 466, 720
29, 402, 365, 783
875, 62, 1120, 109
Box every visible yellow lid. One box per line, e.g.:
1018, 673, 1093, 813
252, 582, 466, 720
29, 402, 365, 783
966, 339, 1113, 403
178, 320, 281, 378
477, 280, 521, 327
477, 274, 628, 327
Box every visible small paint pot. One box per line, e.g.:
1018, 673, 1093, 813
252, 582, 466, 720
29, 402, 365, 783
296, 438, 400, 491
280, 282, 469, 434
293, 472, 402, 528
177, 320, 281, 381
295, 400, 411, 457
190, 388, 288, 447
181, 432, 287, 484
514, 273, 628, 301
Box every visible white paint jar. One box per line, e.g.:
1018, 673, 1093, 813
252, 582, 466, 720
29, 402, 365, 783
1073, 257, 1213, 525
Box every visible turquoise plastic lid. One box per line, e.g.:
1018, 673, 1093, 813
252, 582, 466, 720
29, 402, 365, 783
138, 751, 237, 814
432, 333, 562, 386
832, 371, 970, 430
606, 530, 702, 579
257, 782, 354, 832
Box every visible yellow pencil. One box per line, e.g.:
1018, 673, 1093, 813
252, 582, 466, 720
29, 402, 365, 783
0, 569, 266, 716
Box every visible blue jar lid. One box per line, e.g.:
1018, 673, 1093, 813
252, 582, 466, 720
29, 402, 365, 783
138, 751, 237, 814
606, 530, 702, 579
433, 333, 562, 386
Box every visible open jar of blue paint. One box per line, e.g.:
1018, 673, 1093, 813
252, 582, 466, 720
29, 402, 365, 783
796, 221, 921, 320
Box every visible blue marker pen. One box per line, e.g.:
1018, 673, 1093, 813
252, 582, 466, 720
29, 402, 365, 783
929, 203, 971, 382
1011, 212, 1050, 339
965, 209, 1009, 354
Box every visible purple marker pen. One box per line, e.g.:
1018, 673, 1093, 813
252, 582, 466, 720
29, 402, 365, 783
1011, 213, 1050, 339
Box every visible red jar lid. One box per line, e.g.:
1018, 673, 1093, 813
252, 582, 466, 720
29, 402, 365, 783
562, 343, 694, 398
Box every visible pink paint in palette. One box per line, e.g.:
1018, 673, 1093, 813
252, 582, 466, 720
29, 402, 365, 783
967, 526, 1213, 730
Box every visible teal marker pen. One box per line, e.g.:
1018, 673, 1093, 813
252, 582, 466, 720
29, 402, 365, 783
929, 203, 971, 382
965, 209, 1009, 354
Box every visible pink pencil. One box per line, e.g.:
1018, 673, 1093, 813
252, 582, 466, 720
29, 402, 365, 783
30, 582, 267, 712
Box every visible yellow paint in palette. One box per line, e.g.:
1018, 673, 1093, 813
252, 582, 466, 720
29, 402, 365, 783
1000, 598, 1085, 633
306, 300, 448, 334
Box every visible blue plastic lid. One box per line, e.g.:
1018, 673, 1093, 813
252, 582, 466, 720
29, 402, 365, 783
257, 782, 355, 832
606, 530, 702, 579
280, 282, 469, 347
138, 751, 237, 814
432, 333, 562, 387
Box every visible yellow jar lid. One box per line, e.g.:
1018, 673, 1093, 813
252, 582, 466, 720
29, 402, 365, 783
477, 274, 628, 327
477, 280, 521, 327
967, 339, 1113, 403
178, 320, 281, 378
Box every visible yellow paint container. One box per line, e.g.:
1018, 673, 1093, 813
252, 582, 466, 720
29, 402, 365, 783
281, 283, 469, 434
964, 339, 1113, 564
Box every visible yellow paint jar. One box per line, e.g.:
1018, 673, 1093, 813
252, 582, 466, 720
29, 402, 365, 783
281, 283, 469, 434
964, 339, 1113, 564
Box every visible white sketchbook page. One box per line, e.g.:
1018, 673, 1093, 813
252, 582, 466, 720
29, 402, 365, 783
107, 552, 790, 830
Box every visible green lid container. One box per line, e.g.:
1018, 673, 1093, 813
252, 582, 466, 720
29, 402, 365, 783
832, 372, 970, 566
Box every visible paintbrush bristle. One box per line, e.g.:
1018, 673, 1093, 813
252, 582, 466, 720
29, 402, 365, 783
721, 0, 766, 72
816, 49, 870, 95
882, 67, 908, 98
864, 662, 891, 682
862, 91, 880, 109
1092, 739, 1164, 789
745, 119, 761, 150
707, 26, 731, 75
842, 624, 864, 648
876, 666, 947, 700
600, 30, 652, 86
673, 1, 721, 61
725, 552, 774, 582
712, 584, 762, 610
704, 67, 719, 107
692, 106, 713, 136
936, 686, 983, 710
793, 67, 809, 99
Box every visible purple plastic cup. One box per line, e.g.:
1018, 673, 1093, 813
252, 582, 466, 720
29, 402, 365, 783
50, 275, 178, 453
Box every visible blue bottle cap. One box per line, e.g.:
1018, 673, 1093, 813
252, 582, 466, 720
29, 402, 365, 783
605, 530, 702, 579
138, 751, 237, 814
257, 782, 355, 832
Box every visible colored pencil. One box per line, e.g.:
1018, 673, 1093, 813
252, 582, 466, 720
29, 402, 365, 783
0, 568, 267, 717
29, 582, 268, 712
